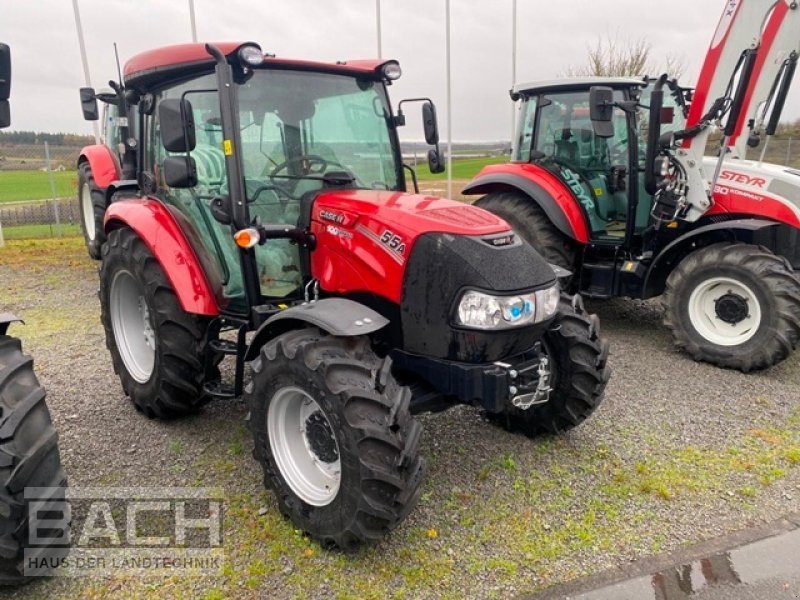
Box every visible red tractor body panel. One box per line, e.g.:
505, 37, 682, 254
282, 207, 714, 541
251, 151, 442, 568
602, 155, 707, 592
78, 145, 120, 189
310, 190, 511, 303
471, 163, 590, 243
124, 42, 391, 87
104, 199, 220, 317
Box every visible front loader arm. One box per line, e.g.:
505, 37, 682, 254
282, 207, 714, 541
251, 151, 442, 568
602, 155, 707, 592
653, 0, 800, 224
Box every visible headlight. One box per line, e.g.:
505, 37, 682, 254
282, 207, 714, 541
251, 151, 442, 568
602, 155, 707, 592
455, 284, 560, 330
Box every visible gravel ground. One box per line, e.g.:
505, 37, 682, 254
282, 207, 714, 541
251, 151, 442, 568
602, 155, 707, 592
3, 237, 800, 600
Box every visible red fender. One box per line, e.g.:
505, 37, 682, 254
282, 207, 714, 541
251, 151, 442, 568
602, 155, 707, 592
104, 199, 220, 316
463, 163, 590, 243
78, 145, 120, 189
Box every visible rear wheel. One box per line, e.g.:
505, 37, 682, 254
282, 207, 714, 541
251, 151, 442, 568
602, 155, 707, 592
664, 242, 800, 372
475, 191, 578, 285
77, 163, 107, 260
247, 329, 425, 550
0, 335, 68, 585
487, 294, 610, 437
100, 227, 213, 418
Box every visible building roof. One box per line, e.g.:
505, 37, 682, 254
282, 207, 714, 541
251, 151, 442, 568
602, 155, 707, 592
123, 42, 390, 89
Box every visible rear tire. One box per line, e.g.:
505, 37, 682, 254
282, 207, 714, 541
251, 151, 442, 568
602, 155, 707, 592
475, 191, 578, 284
247, 329, 425, 550
487, 294, 610, 437
664, 242, 800, 372
100, 227, 213, 418
77, 163, 107, 260
0, 336, 68, 585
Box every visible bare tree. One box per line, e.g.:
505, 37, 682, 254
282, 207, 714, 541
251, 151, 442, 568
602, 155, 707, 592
566, 33, 685, 80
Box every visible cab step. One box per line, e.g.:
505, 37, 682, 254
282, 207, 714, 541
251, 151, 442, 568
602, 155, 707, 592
209, 339, 238, 355
203, 380, 236, 400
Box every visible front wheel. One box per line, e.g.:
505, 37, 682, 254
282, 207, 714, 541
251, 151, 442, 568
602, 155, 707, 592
664, 243, 800, 372
99, 227, 214, 418
247, 329, 425, 550
77, 163, 107, 260
487, 294, 610, 437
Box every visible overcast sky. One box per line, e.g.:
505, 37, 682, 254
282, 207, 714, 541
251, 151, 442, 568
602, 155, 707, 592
2, 0, 797, 141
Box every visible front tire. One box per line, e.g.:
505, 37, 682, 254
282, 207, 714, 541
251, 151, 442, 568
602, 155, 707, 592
100, 227, 213, 418
475, 191, 578, 283
488, 294, 610, 437
77, 163, 107, 260
0, 336, 69, 585
247, 329, 425, 550
664, 243, 800, 372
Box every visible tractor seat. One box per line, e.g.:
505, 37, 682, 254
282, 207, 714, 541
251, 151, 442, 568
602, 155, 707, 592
192, 143, 227, 190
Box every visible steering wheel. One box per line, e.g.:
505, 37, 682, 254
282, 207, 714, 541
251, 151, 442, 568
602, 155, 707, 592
269, 154, 330, 181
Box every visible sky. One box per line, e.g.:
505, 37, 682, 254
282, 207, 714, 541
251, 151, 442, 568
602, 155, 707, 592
1, 0, 797, 141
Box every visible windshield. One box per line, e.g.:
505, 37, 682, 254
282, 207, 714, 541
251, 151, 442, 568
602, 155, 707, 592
232, 69, 401, 201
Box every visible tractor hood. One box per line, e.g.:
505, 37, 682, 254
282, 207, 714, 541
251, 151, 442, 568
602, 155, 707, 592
308, 189, 557, 313
311, 189, 511, 238
705, 156, 800, 228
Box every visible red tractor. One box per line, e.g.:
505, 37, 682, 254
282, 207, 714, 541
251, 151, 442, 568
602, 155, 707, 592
467, 0, 800, 372
0, 45, 68, 584
77, 42, 609, 548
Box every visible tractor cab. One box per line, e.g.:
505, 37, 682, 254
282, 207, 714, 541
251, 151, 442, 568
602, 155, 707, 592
150, 66, 408, 306
511, 77, 688, 247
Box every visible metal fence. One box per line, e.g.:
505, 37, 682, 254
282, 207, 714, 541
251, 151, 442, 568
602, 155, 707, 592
1, 136, 800, 243
0, 143, 82, 242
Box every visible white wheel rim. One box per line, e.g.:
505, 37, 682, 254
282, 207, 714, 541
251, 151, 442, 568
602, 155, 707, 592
81, 182, 96, 241
687, 276, 762, 346
110, 270, 156, 383
267, 386, 341, 507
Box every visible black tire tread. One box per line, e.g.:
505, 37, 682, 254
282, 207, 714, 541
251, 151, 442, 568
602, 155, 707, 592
247, 329, 425, 550
475, 191, 577, 273
77, 162, 107, 260
488, 294, 610, 437
0, 336, 68, 585
663, 242, 800, 372
100, 227, 212, 418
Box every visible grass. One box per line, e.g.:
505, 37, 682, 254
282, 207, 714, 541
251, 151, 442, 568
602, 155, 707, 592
6, 236, 800, 599
1, 224, 81, 240
415, 155, 507, 182
0, 170, 76, 203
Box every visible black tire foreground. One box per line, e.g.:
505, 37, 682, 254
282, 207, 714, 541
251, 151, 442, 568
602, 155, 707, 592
247, 329, 425, 550
664, 242, 800, 372
488, 294, 611, 437
0, 335, 68, 585
475, 191, 578, 283
77, 162, 107, 261
100, 227, 214, 419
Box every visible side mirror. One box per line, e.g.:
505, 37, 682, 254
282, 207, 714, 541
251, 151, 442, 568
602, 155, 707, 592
80, 87, 99, 121
158, 98, 196, 153
427, 147, 445, 174
0, 44, 10, 101
589, 86, 615, 138
422, 101, 439, 145
163, 156, 198, 188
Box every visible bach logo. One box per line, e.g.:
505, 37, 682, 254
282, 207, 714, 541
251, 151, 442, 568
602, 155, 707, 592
24, 487, 224, 578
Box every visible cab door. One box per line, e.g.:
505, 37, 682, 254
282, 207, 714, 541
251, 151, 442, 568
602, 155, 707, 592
533, 89, 632, 242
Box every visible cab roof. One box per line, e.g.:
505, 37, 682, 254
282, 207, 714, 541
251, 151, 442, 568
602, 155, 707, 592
512, 77, 646, 97
123, 42, 392, 90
